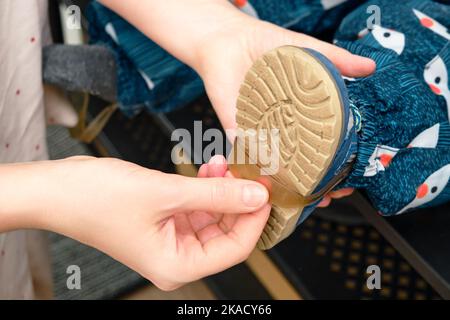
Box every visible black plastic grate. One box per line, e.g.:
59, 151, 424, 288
270, 206, 440, 300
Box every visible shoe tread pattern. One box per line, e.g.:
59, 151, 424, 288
235, 46, 343, 249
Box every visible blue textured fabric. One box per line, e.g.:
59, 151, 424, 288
86, 0, 360, 115
332, 0, 450, 215
367, 139, 450, 215
241, 0, 363, 34
86, 1, 204, 116
87, 0, 450, 217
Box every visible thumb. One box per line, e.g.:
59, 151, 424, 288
291, 32, 376, 77
175, 176, 269, 214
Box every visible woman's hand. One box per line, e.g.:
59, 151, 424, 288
195, 18, 376, 132
0, 156, 270, 290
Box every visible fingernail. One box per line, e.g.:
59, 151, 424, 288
242, 184, 267, 207
210, 155, 226, 165
362, 57, 376, 67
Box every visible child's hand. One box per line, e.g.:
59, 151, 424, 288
317, 188, 354, 207
0, 156, 270, 290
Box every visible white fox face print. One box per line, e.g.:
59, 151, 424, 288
231, 0, 258, 18
424, 55, 450, 120
364, 145, 399, 177
424, 56, 449, 96
366, 124, 441, 178
358, 25, 405, 55
408, 123, 440, 148
413, 9, 450, 41
371, 25, 405, 55
396, 164, 450, 215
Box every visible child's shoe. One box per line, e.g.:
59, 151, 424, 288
229, 46, 357, 249
231, 43, 450, 250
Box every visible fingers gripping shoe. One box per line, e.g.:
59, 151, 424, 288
230, 46, 357, 249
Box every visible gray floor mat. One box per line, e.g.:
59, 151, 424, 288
47, 125, 146, 300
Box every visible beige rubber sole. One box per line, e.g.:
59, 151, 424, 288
235, 46, 344, 250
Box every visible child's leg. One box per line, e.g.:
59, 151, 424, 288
334, 0, 450, 189
233, 0, 450, 248
333, 0, 450, 214
340, 54, 447, 189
